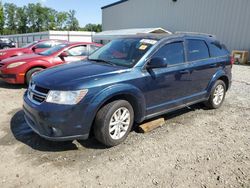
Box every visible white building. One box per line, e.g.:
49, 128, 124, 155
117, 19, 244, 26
102, 0, 250, 52
1, 31, 94, 47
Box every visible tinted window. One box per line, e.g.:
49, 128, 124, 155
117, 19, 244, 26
35, 42, 52, 49
67, 46, 88, 56
153, 42, 185, 65
209, 42, 229, 57
187, 40, 209, 61
39, 44, 68, 56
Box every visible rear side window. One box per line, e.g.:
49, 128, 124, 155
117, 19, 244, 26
153, 42, 185, 66
187, 40, 209, 61
209, 42, 229, 57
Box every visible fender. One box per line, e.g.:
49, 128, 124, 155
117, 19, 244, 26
206, 69, 229, 98
86, 83, 146, 125
24, 60, 50, 72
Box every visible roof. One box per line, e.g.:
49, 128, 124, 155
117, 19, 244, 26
93, 28, 172, 41
101, 0, 128, 9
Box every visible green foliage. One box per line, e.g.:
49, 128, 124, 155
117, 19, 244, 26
0, 2, 102, 35
82, 23, 102, 32
0, 1, 4, 34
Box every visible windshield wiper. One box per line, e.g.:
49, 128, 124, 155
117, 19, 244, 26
88, 58, 116, 66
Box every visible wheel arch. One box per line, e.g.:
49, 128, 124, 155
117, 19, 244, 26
206, 70, 230, 98
218, 75, 229, 91
89, 84, 146, 126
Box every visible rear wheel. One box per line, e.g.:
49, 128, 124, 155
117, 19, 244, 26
25, 67, 44, 85
205, 80, 226, 109
94, 100, 134, 147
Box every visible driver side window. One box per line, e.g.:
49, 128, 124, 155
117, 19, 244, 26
66, 45, 88, 56
153, 42, 185, 66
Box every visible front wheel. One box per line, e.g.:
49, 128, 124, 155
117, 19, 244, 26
25, 67, 44, 85
94, 100, 134, 147
205, 80, 226, 109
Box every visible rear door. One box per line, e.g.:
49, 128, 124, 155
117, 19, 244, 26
184, 38, 218, 103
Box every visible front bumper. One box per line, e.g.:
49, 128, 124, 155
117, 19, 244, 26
0, 69, 24, 84
23, 92, 93, 141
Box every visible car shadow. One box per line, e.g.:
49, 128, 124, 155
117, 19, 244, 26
163, 103, 208, 120
134, 103, 208, 132
10, 110, 108, 152
0, 80, 26, 89
11, 103, 207, 152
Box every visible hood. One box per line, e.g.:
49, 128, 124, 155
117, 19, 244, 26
33, 61, 129, 90
1, 54, 43, 65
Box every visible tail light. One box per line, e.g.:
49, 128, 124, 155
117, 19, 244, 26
230, 56, 235, 65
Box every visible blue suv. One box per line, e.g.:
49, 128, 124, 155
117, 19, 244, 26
23, 33, 232, 146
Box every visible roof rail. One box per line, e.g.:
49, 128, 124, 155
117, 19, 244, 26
175, 31, 216, 38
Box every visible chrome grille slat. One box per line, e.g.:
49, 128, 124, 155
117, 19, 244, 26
28, 82, 49, 105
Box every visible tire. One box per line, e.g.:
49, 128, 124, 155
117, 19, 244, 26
25, 67, 44, 85
94, 100, 134, 147
205, 80, 226, 109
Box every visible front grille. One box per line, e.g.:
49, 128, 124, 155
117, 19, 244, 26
28, 82, 49, 105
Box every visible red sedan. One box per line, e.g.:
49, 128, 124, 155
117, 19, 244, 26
0, 39, 66, 61
0, 42, 102, 84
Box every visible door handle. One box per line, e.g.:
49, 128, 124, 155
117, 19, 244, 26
179, 70, 189, 74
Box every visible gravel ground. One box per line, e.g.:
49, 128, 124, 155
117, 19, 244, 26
0, 65, 249, 188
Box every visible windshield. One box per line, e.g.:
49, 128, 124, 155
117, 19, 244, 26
39, 44, 68, 56
88, 38, 158, 68
22, 41, 38, 48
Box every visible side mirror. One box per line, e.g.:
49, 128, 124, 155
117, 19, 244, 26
147, 57, 168, 69
59, 51, 69, 58
31, 46, 37, 52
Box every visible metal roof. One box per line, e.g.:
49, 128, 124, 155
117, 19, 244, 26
93, 28, 172, 41
101, 0, 128, 9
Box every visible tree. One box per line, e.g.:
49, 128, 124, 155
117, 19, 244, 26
16, 6, 28, 33
83, 23, 102, 32
56, 12, 68, 30
0, 1, 4, 34
66, 10, 79, 31
4, 3, 17, 34
1, 3, 99, 34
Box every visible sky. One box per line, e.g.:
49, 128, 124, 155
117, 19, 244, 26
2, 0, 118, 27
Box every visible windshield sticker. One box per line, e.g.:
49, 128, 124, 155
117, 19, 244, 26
139, 44, 148, 50
140, 39, 157, 45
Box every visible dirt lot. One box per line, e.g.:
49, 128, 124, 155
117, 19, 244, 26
0, 65, 249, 188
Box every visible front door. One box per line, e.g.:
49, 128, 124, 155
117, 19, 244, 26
53, 45, 88, 65
141, 40, 194, 116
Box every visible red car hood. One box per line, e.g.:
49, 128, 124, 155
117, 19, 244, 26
0, 47, 26, 53
1, 54, 44, 65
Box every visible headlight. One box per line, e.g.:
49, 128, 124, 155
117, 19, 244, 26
0, 52, 6, 56
7, 62, 26, 69
46, 89, 88, 105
